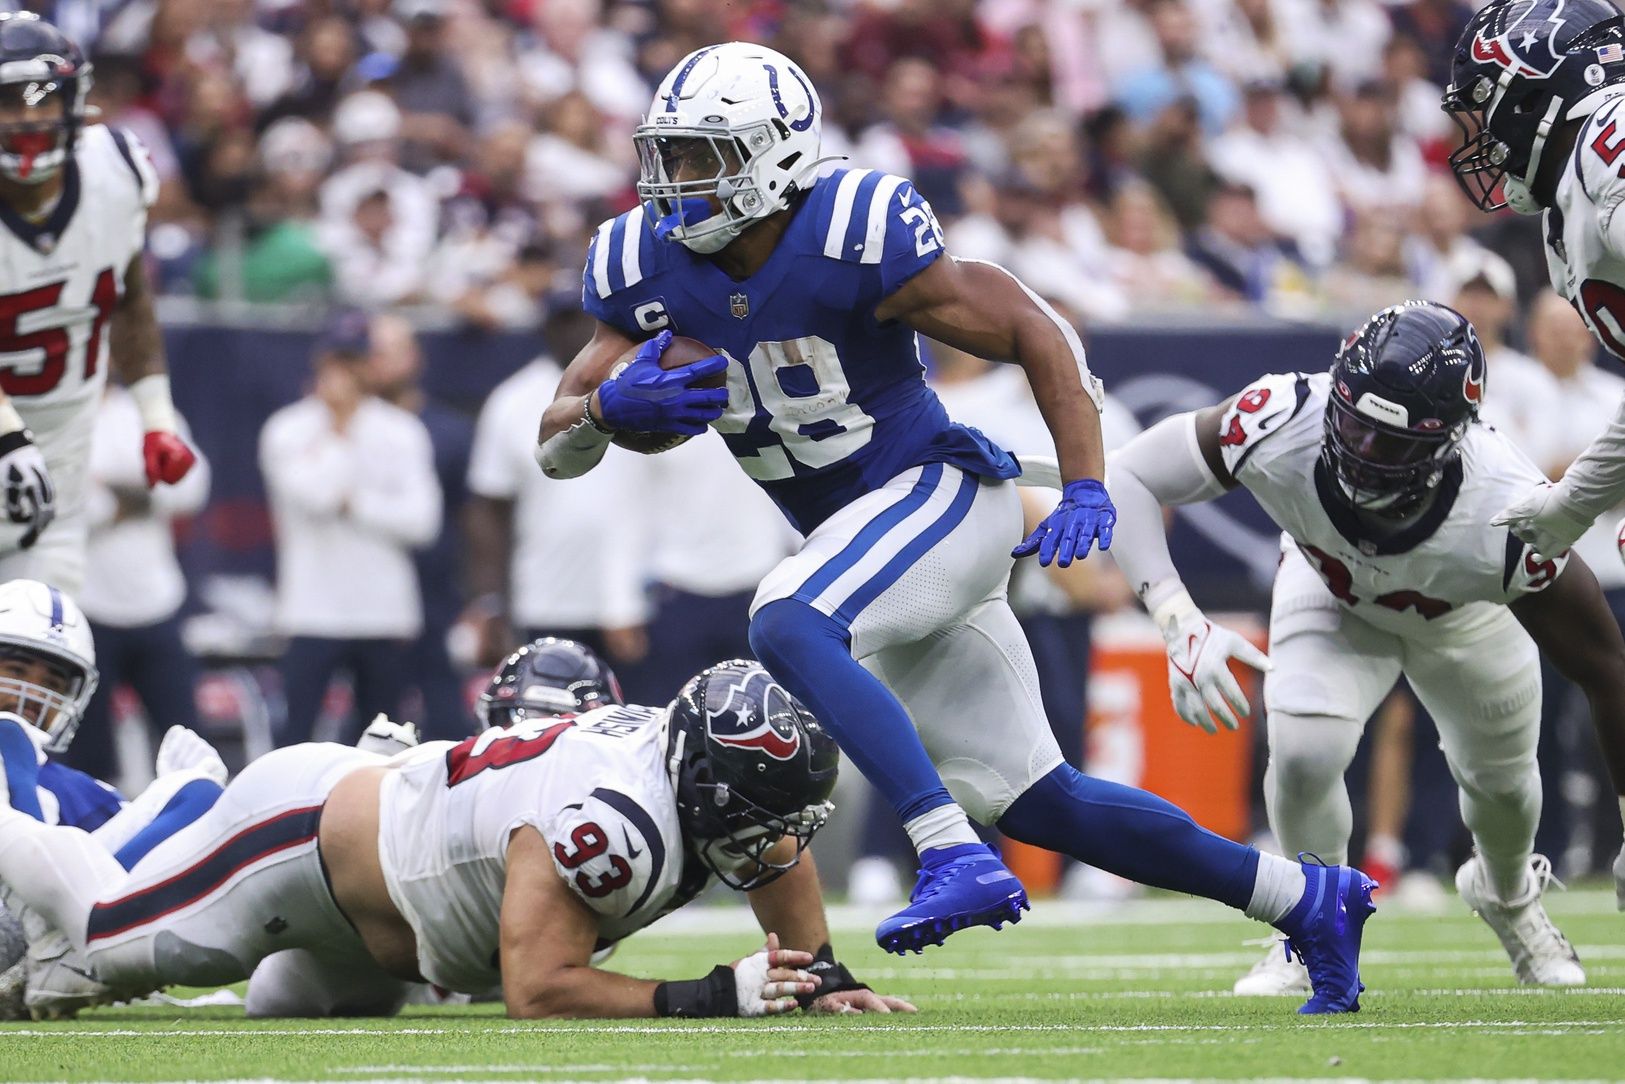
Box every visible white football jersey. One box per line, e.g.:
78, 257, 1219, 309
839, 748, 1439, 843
1543, 91, 1625, 359
1217, 371, 1564, 637
376, 705, 696, 993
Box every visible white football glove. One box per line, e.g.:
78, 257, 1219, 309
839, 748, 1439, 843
357, 714, 420, 757
1155, 590, 1272, 734
1491, 482, 1594, 561
0, 431, 54, 550
730, 933, 817, 1017
155, 725, 228, 786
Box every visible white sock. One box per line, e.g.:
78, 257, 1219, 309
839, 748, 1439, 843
0, 810, 123, 954
904, 804, 979, 855
1244, 852, 1307, 924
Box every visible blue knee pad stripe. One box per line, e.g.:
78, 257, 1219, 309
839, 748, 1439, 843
794, 463, 945, 606
833, 469, 979, 626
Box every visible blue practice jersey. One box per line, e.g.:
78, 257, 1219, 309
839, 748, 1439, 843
583, 168, 1019, 533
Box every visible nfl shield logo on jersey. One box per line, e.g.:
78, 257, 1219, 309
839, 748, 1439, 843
729, 292, 749, 319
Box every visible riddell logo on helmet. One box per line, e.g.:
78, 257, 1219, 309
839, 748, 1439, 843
708, 684, 801, 760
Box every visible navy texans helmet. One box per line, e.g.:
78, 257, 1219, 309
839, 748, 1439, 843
1444, 0, 1625, 213
0, 13, 91, 185
1322, 301, 1486, 518
474, 637, 623, 731
666, 660, 838, 890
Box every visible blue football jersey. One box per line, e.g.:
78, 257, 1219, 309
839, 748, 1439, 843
582, 168, 1019, 533
37, 761, 124, 832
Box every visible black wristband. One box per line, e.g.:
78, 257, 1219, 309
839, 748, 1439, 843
796, 943, 869, 1010
654, 964, 738, 1018
0, 429, 32, 456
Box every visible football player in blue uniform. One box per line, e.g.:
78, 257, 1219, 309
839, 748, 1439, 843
0, 579, 227, 1018
536, 43, 1374, 1009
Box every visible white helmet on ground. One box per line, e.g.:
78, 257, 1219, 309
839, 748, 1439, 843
636, 42, 826, 254
0, 579, 96, 753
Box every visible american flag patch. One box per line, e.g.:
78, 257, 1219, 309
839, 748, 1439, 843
1598, 43, 1623, 63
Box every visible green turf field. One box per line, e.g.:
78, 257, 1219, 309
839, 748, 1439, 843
5, 887, 1623, 1083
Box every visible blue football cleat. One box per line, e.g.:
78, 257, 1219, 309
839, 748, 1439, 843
875, 843, 1029, 955
1277, 855, 1378, 1014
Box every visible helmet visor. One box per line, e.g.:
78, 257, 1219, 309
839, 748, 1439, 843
635, 125, 772, 248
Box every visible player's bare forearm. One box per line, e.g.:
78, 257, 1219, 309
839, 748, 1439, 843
744, 846, 831, 955
1513, 557, 1625, 794
882, 257, 1104, 482
499, 827, 661, 1018
538, 321, 639, 444
109, 256, 166, 385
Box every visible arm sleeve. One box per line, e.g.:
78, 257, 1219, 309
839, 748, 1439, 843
1544, 392, 1625, 528
1107, 413, 1229, 610
543, 788, 665, 921
259, 411, 353, 519
350, 415, 442, 548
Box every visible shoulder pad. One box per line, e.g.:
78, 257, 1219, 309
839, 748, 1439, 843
583, 205, 658, 302
1502, 534, 1568, 599
1216, 372, 1313, 478
549, 786, 669, 920
92, 125, 159, 210
1571, 97, 1625, 219
810, 168, 943, 292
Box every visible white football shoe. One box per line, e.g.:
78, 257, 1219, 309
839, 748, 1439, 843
1232, 941, 1312, 996
1456, 853, 1584, 986
19, 913, 114, 1020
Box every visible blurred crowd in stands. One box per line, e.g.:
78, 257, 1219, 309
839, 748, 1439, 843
65, 0, 1544, 324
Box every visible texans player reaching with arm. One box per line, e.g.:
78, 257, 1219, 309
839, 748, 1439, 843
1110, 302, 1625, 992
534, 44, 1377, 1017
1445, 0, 1625, 902
0, 658, 911, 1020
0, 14, 193, 578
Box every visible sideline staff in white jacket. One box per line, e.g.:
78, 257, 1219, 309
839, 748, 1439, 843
260, 314, 441, 745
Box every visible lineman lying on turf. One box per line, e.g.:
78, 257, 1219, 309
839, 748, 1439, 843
0, 660, 914, 1019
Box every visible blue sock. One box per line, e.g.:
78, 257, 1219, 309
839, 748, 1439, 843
114, 778, 224, 871
998, 764, 1258, 910
0, 718, 44, 820
750, 598, 953, 823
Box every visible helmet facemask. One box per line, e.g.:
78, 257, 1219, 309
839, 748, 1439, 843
635, 121, 790, 253
0, 642, 94, 752
679, 754, 832, 890
1322, 393, 1466, 519
0, 72, 80, 185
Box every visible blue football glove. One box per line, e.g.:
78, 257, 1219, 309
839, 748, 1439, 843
594, 330, 730, 435
1012, 478, 1115, 568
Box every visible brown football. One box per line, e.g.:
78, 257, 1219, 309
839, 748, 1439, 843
609, 335, 726, 454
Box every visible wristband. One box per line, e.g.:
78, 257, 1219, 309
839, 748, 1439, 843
129, 374, 179, 434
1147, 583, 1199, 639
0, 429, 31, 456
582, 394, 614, 435
654, 964, 738, 1018
795, 943, 868, 1010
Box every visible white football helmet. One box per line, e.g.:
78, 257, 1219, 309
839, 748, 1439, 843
636, 42, 827, 254
0, 579, 96, 753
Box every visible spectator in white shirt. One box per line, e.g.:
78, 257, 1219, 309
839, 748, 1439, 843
260, 313, 442, 745
1447, 251, 1558, 457
68, 389, 212, 784
462, 308, 647, 670
621, 431, 797, 704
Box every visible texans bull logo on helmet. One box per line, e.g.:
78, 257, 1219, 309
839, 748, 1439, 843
1471, 0, 1572, 78
706, 677, 802, 761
